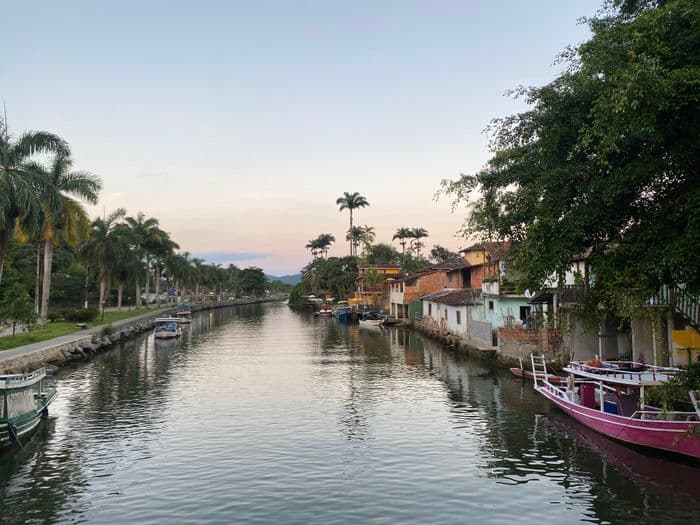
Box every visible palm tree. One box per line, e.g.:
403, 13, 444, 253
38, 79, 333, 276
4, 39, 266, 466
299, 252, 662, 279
409, 227, 429, 258
124, 212, 160, 307
35, 153, 101, 321
149, 229, 178, 306
336, 192, 369, 256
359, 225, 375, 256
392, 227, 412, 257
191, 257, 206, 302
81, 208, 126, 315
346, 226, 364, 258
305, 238, 321, 259
0, 122, 69, 283
316, 233, 335, 258
111, 224, 138, 311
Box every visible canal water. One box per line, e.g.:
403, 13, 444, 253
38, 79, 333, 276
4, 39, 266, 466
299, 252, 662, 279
1, 303, 698, 524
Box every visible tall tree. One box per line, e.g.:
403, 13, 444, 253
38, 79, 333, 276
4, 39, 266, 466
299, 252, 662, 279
124, 213, 160, 307
392, 227, 412, 263
408, 227, 429, 258
0, 122, 69, 284
316, 233, 336, 258
359, 225, 375, 256
346, 226, 364, 258
35, 153, 101, 321
81, 209, 126, 315
440, 0, 700, 304
336, 192, 369, 256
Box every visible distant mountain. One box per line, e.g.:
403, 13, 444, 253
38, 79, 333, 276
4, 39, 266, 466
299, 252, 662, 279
266, 273, 302, 286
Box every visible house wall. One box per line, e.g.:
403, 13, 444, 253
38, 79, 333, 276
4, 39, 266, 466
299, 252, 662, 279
631, 314, 670, 366
562, 313, 599, 361
479, 295, 532, 328
422, 301, 468, 337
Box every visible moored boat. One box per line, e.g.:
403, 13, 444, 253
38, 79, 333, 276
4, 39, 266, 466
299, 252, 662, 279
333, 302, 353, 321
153, 317, 182, 339
1, 368, 57, 449
314, 307, 333, 317
531, 355, 700, 459
175, 310, 192, 324
359, 312, 384, 327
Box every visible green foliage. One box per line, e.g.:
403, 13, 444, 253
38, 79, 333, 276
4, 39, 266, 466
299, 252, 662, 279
646, 360, 700, 412
101, 323, 114, 336
292, 256, 359, 303
429, 245, 459, 264
401, 253, 430, 275
62, 308, 99, 323
0, 273, 37, 335
238, 267, 267, 296
47, 311, 63, 322
440, 0, 700, 306
362, 243, 400, 266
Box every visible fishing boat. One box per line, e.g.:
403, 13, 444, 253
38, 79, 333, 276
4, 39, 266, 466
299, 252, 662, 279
531, 355, 700, 459
333, 302, 353, 321
1, 368, 57, 449
153, 317, 181, 339
359, 312, 384, 327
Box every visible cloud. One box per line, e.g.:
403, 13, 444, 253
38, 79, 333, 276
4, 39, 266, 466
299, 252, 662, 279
192, 251, 271, 265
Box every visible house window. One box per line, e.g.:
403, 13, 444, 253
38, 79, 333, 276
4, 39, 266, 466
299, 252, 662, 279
456, 311, 461, 325
428, 303, 432, 316
488, 300, 494, 311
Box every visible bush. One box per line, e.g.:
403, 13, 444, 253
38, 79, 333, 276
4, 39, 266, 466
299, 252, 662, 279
47, 311, 64, 322
63, 309, 99, 323
101, 324, 114, 336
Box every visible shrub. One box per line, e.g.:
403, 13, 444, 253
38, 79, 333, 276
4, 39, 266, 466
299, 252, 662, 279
101, 324, 114, 336
63, 309, 99, 323
47, 311, 64, 322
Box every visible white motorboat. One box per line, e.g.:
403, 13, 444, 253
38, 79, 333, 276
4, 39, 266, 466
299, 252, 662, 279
153, 317, 181, 339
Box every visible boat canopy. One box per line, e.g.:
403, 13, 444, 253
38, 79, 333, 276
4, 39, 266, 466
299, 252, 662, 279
563, 360, 680, 387
0, 368, 47, 390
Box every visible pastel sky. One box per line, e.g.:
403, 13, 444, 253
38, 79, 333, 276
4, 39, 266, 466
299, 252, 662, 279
3, 0, 600, 275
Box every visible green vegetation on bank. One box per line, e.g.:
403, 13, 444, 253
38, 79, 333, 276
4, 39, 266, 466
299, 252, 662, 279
440, 0, 700, 314
0, 307, 154, 351
0, 120, 291, 341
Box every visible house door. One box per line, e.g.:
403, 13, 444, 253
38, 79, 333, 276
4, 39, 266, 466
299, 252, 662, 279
519, 306, 531, 324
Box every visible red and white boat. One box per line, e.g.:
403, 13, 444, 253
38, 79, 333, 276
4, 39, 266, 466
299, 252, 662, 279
531, 355, 700, 459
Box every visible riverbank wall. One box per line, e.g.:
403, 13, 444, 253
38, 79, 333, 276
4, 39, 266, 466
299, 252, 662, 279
405, 319, 563, 371
0, 295, 287, 374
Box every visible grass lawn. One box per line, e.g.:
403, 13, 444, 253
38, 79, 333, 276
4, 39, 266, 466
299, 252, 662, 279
0, 308, 162, 351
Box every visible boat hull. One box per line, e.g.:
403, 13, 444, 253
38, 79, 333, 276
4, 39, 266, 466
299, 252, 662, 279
537, 383, 700, 459
359, 319, 383, 327
1, 389, 56, 450
154, 331, 180, 339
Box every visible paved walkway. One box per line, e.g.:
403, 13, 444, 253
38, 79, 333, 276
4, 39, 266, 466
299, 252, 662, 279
0, 307, 174, 366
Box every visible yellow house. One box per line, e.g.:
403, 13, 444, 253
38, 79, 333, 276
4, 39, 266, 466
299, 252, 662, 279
672, 327, 700, 365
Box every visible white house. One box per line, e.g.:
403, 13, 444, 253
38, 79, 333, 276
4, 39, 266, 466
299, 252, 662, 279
421, 289, 491, 346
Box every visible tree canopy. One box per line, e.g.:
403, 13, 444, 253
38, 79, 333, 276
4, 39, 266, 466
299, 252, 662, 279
441, 0, 700, 304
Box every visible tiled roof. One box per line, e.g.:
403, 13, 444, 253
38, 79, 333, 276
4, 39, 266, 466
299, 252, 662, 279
459, 241, 510, 260
422, 288, 483, 306
428, 259, 470, 271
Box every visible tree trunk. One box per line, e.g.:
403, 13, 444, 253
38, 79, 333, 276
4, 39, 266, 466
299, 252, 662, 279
144, 264, 151, 306
0, 219, 17, 285
155, 263, 161, 306
117, 282, 124, 311
12, 319, 17, 336
135, 273, 141, 307
349, 209, 353, 256
40, 239, 54, 322
195, 283, 200, 303
98, 268, 107, 316
175, 279, 180, 304
35, 242, 42, 315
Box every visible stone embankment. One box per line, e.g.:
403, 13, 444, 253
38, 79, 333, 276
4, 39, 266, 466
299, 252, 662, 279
0, 295, 286, 374
408, 320, 499, 363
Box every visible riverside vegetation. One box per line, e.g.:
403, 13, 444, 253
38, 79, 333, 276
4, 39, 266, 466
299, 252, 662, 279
0, 121, 291, 349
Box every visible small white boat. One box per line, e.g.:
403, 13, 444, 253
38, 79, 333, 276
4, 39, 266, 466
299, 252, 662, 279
176, 311, 192, 324
359, 312, 384, 327
153, 317, 181, 339
314, 308, 333, 317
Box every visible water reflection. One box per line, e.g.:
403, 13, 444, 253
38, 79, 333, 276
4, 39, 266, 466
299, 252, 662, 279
1, 304, 698, 524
